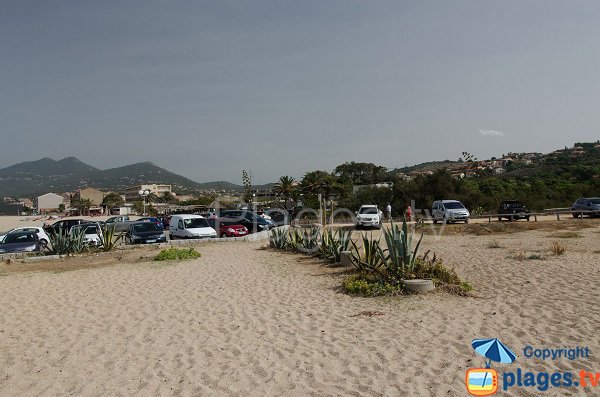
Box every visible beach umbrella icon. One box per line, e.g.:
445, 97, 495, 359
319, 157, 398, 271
472, 338, 517, 368
470, 338, 516, 391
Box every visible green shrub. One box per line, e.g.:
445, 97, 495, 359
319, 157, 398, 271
411, 252, 472, 295
342, 274, 401, 297
154, 248, 201, 261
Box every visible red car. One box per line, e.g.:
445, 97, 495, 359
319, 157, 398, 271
208, 218, 249, 238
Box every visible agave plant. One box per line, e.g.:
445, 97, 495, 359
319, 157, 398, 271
382, 217, 423, 280
98, 224, 123, 252
46, 229, 71, 255
269, 226, 289, 250
350, 233, 387, 279
69, 228, 88, 254
287, 227, 303, 252
46, 228, 88, 255
320, 227, 353, 262
298, 226, 320, 253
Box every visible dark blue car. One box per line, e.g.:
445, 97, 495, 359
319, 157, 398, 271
0, 231, 42, 254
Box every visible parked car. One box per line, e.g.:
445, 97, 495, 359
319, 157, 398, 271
125, 222, 166, 244
105, 216, 131, 232
169, 214, 217, 239
572, 197, 600, 218
431, 200, 470, 224
208, 218, 249, 238
497, 200, 530, 221
0, 231, 42, 254
70, 222, 103, 247
0, 227, 50, 247
355, 205, 383, 229
138, 217, 164, 230
219, 210, 272, 233
262, 208, 290, 226
43, 219, 86, 235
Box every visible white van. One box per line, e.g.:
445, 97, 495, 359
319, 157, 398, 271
169, 214, 217, 239
431, 200, 470, 224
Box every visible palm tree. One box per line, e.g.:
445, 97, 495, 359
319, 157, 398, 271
274, 176, 296, 200
160, 192, 176, 204
72, 198, 93, 216
301, 171, 335, 199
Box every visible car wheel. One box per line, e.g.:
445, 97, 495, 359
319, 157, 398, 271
221, 233, 228, 238
526, 216, 530, 221
169, 234, 174, 240
465, 219, 469, 224
433, 219, 438, 224
572, 213, 579, 218
497, 217, 502, 222
40, 239, 48, 249
126, 236, 133, 245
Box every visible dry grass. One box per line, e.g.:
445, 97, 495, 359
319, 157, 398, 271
420, 218, 599, 236
0, 245, 166, 275
486, 239, 501, 249
550, 241, 567, 256
547, 232, 582, 239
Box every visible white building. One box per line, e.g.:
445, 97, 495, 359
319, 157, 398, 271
35, 193, 64, 213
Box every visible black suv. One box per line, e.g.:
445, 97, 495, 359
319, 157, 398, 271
497, 200, 530, 221
43, 219, 87, 235
219, 210, 272, 233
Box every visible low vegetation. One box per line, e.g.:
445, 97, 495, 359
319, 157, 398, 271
46, 225, 124, 256
550, 241, 567, 256
486, 239, 501, 249
547, 232, 582, 239
270, 218, 471, 296
154, 247, 201, 261
46, 229, 88, 256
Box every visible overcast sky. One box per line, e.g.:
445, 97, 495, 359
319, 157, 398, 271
2, 1, 600, 184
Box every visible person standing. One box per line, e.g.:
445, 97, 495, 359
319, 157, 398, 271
405, 204, 413, 222
386, 203, 392, 221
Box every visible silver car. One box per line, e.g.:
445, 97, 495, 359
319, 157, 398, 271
432, 200, 470, 224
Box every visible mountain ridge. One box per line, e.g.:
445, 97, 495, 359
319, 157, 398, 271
0, 157, 247, 197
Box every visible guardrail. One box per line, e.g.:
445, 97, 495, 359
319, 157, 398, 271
470, 209, 598, 223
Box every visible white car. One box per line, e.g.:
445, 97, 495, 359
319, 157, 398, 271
0, 227, 50, 246
70, 223, 104, 246
169, 214, 217, 239
355, 205, 383, 229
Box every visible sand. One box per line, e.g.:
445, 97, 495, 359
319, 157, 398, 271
1, 217, 600, 396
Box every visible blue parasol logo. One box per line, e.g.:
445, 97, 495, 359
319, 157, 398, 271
471, 338, 517, 368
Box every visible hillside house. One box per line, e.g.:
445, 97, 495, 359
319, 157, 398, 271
35, 193, 63, 213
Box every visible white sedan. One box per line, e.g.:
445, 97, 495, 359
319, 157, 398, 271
0, 227, 50, 246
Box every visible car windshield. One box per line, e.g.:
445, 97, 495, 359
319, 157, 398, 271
184, 218, 209, 228
444, 202, 465, 209
359, 207, 378, 214
504, 202, 522, 208
590, 199, 600, 205
3, 233, 35, 244
133, 223, 160, 232
84, 226, 98, 234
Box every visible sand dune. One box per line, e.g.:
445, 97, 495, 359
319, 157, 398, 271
1, 221, 600, 396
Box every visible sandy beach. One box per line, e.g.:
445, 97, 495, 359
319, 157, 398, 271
1, 217, 600, 396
